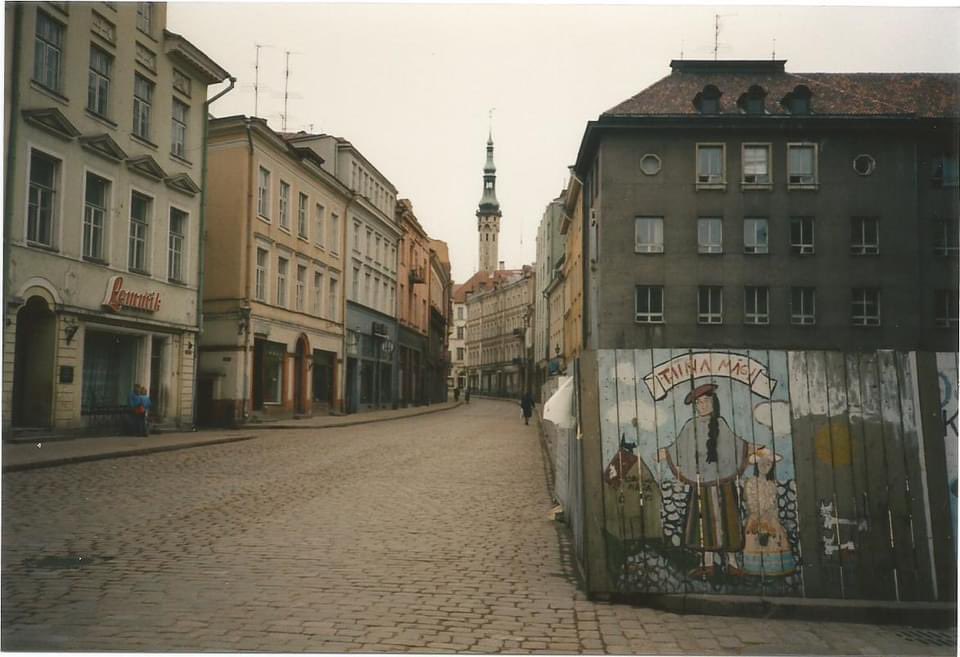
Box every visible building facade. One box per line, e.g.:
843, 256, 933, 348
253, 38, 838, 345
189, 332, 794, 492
534, 194, 567, 392
573, 60, 960, 352
448, 286, 468, 393
3, 2, 229, 433
427, 239, 452, 403
396, 199, 430, 406
198, 116, 347, 425
561, 172, 584, 365
476, 133, 502, 272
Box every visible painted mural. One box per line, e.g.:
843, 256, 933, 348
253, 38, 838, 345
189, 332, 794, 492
936, 353, 959, 554
595, 349, 951, 600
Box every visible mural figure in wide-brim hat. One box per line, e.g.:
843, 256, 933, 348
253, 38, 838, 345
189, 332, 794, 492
742, 446, 797, 575
658, 381, 749, 577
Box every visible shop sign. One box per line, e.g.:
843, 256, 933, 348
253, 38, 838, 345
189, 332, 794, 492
101, 275, 161, 313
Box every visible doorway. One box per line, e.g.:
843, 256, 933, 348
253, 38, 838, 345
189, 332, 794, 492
12, 296, 56, 427
294, 336, 308, 415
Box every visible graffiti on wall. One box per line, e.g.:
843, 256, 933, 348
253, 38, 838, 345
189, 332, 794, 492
937, 353, 959, 553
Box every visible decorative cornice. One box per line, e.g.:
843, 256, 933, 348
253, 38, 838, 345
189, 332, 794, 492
126, 155, 167, 181
164, 172, 201, 196
79, 133, 128, 162
21, 107, 81, 141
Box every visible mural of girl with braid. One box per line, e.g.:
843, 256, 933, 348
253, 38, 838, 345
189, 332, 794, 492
657, 383, 749, 578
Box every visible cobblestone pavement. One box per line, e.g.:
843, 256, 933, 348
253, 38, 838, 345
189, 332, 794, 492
2, 399, 955, 654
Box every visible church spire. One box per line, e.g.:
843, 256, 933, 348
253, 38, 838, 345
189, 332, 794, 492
476, 120, 503, 272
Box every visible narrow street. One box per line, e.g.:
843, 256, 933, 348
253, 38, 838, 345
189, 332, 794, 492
1, 400, 954, 654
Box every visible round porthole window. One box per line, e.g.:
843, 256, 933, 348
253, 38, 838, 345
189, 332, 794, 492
853, 154, 876, 176
640, 153, 662, 176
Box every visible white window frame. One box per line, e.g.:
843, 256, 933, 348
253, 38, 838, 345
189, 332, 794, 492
133, 74, 153, 141
634, 216, 664, 253
171, 98, 188, 159
34, 11, 64, 92
330, 213, 340, 255
791, 287, 816, 326
297, 192, 309, 239
128, 188, 153, 273
697, 217, 723, 254
313, 270, 324, 316
741, 143, 772, 187
635, 286, 664, 323
257, 166, 271, 219
744, 286, 769, 325
295, 263, 307, 311
790, 216, 815, 255
934, 217, 960, 256
26, 146, 61, 248
743, 217, 769, 254
696, 143, 726, 189
255, 247, 269, 302
852, 288, 880, 327
82, 168, 111, 261
787, 142, 818, 188
276, 256, 289, 307
167, 204, 189, 283
279, 181, 291, 230
850, 217, 880, 255
328, 277, 339, 322
698, 286, 723, 324
87, 45, 112, 117
935, 289, 959, 328
315, 203, 325, 248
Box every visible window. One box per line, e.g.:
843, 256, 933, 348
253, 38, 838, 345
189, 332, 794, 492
27, 150, 58, 247
168, 207, 187, 282
295, 265, 306, 311
456, 326, 464, 339
364, 272, 371, 304
742, 144, 771, 185
697, 144, 725, 186
34, 12, 63, 91
133, 74, 153, 140
744, 286, 769, 325
279, 181, 291, 229
257, 167, 270, 218
352, 267, 360, 300
87, 46, 112, 116
128, 191, 151, 272
255, 248, 268, 301
698, 218, 723, 254
851, 217, 879, 255
852, 288, 880, 326
635, 286, 664, 323
83, 173, 108, 259
373, 276, 380, 309
934, 217, 959, 256
634, 217, 664, 253
366, 229, 373, 258
791, 287, 816, 325
640, 154, 661, 176
853, 154, 876, 176
698, 286, 723, 324
935, 289, 959, 328
276, 257, 289, 307
457, 306, 465, 320
328, 278, 338, 321
136, 2, 153, 35
787, 143, 817, 186
353, 223, 361, 252
743, 218, 769, 254
313, 271, 324, 315
330, 214, 340, 254
457, 347, 465, 361
315, 204, 325, 246
297, 193, 308, 238
933, 154, 959, 187
171, 99, 188, 158
790, 217, 815, 255
262, 341, 285, 404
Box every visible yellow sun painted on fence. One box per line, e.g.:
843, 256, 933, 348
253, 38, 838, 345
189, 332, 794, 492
815, 421, 853, 466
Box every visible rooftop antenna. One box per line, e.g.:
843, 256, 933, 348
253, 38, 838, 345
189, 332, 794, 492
254, 43, 272, 117
713, 14, 720, 60
282, 50, 292, 131
772, 38, 777, 60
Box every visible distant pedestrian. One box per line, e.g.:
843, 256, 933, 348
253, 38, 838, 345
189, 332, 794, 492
520, 391, 535, 425
453, 387, 461, 402
465, 388, 471, 404
138, 385, 152, 437
127, 384, 142, 435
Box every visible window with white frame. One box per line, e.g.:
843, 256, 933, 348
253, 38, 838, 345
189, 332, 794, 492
353, 223, 361, 253
373, 276, 381, 309
34, 12, 63, 91
744, 286, 769, 324
330, 213, 340, 254
133, 74, 153, 140
136, 2, 153, 34
635, 286, 664, 323
83, 172, 108, 259
457, 306, 464, 320
698, 218, 723, 254
255, 248, 268, 301
297, 193, 308, 238
366, 229, 373, 258
27, 150, 58, 247
696, 144, 725, 185
933, 154, 959, 187
790, 217, 815, 254
850, 217, 879, 255
295, 264, 306, 311
364, 272, 371, 304
352, 267, 360, 300
935, 289, 959, 328
698, 286, 723, 324
168, 207, 187, 282
279, 181, 291, 229
851, 287, 880, 326
276, 256, 289, 307
87, 46, 112, 116
257, 167, 270, 218
791, 287, 816, 325
742, 144, 771, 185
328, 277, 338, 321
128, 191, 151, 272
315, 203, 325, 247
171, 98, 188, 158
313, 271, 323, 315
934, 217, 959, 256
634, 217, 664, 253
787, 143, 818, 186
743, 218, 769, 254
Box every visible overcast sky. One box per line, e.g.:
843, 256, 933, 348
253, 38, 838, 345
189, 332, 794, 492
168, 2, 960, 284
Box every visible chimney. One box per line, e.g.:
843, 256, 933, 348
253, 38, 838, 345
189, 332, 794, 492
499, 261, 505, 270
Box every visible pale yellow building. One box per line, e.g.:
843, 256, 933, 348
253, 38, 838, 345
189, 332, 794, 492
561, 172, 584, 363
3, 2, 229, 433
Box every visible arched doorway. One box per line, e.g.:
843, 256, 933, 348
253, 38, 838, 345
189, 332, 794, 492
12, 296, 57, 427
294, 335, 308, 415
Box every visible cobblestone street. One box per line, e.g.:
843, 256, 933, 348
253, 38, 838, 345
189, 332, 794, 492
2, 400, 955, 654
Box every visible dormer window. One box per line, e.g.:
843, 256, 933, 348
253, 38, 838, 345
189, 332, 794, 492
738, 85, 767, 115
694, 85, 722, 114
782, 85, 813, 115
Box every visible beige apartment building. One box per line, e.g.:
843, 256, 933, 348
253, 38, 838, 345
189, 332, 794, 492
396, 199, 431, 405
561, 172, 584, 364
3, 2, 229, 433
427, 239, 452, 403
198, 116, 349, 425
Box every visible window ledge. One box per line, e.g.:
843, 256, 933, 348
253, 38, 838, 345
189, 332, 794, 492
167, 278, 188, 286
634, 319, 665, 325
257, 215, 271, 224
278, 226, 292, 234
85, 109, 117, 129
27, 241, 59, 253
696, 183, 727, 191
130, 133, 158, 150
787, 184, 819, 191
128, 267, 151, 277
791, 321, 817, 327
30, 80, 69, 105
697, 250, 724, 255
82, 255, 109, 265
297, 235, 310, 243
741, 183, 773, 191
170, 152, 193, 167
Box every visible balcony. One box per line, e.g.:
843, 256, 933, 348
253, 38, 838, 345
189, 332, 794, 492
409, 267, 426, 285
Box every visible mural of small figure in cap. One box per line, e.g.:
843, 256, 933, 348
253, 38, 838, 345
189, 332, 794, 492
657, 382, 748, 578
742, 446, 797, 576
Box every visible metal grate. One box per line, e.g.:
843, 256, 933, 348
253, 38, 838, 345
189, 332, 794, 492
895, 629, 957, 647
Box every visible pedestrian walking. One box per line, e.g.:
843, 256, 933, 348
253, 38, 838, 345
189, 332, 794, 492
139, 385, 152, 437
129, 384, 146, 436
453, 387, 461, 402
520, 391, 535, 425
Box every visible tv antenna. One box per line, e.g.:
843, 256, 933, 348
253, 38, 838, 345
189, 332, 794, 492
712, 13, 737, 60
282, 51, 293, 131
253, 43, 272, 117
772, 38, 777, 60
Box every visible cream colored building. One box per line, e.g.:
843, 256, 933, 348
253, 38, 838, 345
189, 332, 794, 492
561, 172, 584, 364
199, 116, 350, 424
3, 2, 229, 433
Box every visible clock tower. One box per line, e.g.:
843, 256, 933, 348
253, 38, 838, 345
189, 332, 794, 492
476, 132, 502, 272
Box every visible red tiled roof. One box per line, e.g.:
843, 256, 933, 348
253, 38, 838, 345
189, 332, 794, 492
604, 69, 960, 119
452, 269, 525, 303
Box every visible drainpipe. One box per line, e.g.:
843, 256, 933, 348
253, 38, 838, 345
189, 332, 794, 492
191, 76, 235, 429
340, 192, 357, 413
240, 118, 257, 422
3, 4, 23, 326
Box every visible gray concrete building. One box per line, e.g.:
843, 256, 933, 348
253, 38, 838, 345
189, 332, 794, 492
573, 60, 960, 352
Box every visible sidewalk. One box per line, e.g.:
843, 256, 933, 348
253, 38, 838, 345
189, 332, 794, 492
3, 401, 462, 472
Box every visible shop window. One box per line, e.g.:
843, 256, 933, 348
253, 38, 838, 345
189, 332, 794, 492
82, 331, 138, 413
27, 149, 59, 247
262, 340, 285, 404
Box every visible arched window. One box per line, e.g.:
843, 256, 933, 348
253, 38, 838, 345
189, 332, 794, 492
693, 85, 722, 114
738, 85, 767, 115
781, 85, 813, 115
